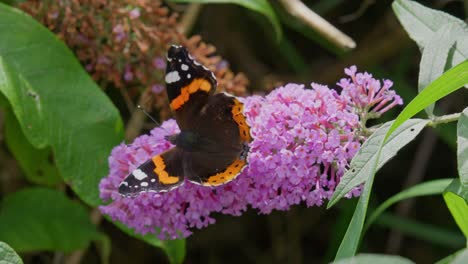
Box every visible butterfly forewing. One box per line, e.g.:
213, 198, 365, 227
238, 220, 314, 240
118, 149, 184, 197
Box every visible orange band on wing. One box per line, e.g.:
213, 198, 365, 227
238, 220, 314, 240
152, 155, 180, 185
203, 159, 246, 186
231, 99, 252, 142
170, 78, 212, 110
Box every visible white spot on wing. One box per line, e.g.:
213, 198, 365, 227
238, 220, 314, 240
151, 179, 156, 182
165, 71, 180, 84
187, 74, 191, 79
141, 182, 149, 187
181, 64, 189, 71
133, 169, 148, 180
120, 181, 128, 186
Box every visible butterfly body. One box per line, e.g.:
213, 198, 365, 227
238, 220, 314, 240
118, 45, 251, 197
166, 131, 206, 151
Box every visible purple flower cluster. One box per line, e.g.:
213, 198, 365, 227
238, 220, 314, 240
338, 66, 403, 119
99, 66, 402, 239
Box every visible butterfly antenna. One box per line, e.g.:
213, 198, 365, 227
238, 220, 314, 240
137, 105, 161, 126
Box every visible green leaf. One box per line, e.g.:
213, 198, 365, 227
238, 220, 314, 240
0, 188, 100, 252
445, 179, 468, 202
392, 0, 468, 55
444, 180, 468, 239
160, 239, 186, 264
457, 107, 468, 187
0, 241, 23, 264
0, 4, 124, 206
332, 253, 415, 264
385, 60, 468, 142
434, 122, 457, 150
435, 249, 465, 264
0, 0, 25, 5
169, 0, 282, 41
451, 249, 468, 264
0, 89, 7, 106
110, 220, 186, 264
4, 109, 61, 186
418, 23, 464, 116
443, 192, 468, 239
376, 213, 465, 248
324, 199, 357, 262
334, 172, 375, 260
276, 37, 307, 73
332, 120, 428, 260
365, 179, 452, 231
393, 0, 468, 94
328, 119, 429, 208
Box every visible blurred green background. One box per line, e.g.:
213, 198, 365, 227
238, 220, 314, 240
1, 0, 467, 263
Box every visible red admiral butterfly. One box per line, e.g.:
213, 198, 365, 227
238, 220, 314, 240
119, 45, 252, 197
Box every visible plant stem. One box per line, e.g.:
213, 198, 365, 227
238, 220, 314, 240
278, 0, 356, 50
178, 4, 202, 35
428, 113, 461, 127
364, 112, 461, 136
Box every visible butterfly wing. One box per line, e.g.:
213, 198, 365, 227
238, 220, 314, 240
118, 148, 185, 197
165, 45, 217, 130
184, 93, 252, 186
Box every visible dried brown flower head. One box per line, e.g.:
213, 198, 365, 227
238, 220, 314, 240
19, 0, 248, 116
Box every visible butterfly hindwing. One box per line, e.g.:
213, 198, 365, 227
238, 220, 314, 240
184, 93, 251, 186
